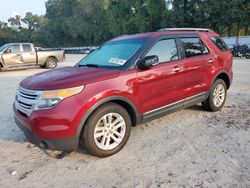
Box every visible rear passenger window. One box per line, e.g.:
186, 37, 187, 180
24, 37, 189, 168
22, 44, 32, 52
210, 37, 229, 51
146, 39, 179, 63
181, 37, 209, 57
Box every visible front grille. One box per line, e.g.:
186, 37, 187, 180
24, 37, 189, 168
15, 87, 41, 116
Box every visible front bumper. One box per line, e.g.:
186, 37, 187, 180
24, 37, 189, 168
14, 110, 79, 151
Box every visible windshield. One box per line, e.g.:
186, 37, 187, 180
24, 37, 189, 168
0, 44, 9, 52
77, 39, 146, 68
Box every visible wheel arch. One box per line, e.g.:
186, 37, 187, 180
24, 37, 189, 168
76, 96, 140, 139
47, 56, 58, 62
212, 71, 231, 90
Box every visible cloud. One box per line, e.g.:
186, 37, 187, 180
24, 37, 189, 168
12, 10, 20, 17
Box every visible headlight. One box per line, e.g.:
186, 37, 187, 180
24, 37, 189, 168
34, 86, 84, 110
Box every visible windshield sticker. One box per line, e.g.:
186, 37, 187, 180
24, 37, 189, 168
108, 58, 126, 65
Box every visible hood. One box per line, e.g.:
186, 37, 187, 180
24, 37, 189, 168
20, 67, 120, 90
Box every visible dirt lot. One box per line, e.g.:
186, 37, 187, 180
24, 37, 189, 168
0, 55, 249, 188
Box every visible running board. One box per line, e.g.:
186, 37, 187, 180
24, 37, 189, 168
142, 92, 208, 123
3, 65, 38, 70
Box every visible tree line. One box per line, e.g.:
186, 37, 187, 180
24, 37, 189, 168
0, 0, 249, 47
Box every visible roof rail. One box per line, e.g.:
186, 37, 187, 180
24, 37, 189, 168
157, 28, 214, 32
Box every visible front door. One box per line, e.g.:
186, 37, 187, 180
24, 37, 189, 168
2, 44, 23, 67
136, 38, 186, 115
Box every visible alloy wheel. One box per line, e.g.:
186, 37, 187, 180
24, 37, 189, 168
212, 83, 226, 107
94, 113, 126, 150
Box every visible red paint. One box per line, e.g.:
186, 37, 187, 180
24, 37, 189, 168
14, 30, 233, 143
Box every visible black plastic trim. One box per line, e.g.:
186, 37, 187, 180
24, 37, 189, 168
211, 71, 232, 90
76, 96, 141, 137
15, 116, 78, 151
142, 92, 208, 123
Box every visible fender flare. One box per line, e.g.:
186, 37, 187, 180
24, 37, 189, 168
75, 96, 140, 139
47, 56, 59, 62
210, 71, 231, 90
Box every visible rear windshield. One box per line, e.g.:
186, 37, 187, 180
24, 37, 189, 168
210, 37, 229, 51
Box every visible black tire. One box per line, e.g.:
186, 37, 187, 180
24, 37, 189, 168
39, 64, 46, 68
202, 79, 227, 112
45, 57, 57, 69
81, 102, 131, 157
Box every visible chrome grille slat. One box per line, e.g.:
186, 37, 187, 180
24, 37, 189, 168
18, 93, 35, 100
19, 87, 38, 95
18, 102, 32, 109
18, 91, 37, 99
16, 104, 32, 116
15, 86, 42, 116
17, 92, 37, 100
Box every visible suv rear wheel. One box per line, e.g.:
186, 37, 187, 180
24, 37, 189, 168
81, 103, 131, 157
202, 79, 227, 112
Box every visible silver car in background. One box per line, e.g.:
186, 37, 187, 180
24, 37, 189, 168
0, 43, 65, 71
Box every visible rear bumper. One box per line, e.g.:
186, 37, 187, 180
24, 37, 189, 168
14, 114, 78, 151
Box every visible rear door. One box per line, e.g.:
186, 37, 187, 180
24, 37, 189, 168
136, 37, 186, 115
2, 44, 23, 66
179, 36, 214, 98
21, 44, 37, 65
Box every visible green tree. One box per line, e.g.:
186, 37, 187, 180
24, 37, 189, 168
45, 0, 107, 46
22, 12, 47, 31
8, 15, 22, 30
1, 0, 250, 47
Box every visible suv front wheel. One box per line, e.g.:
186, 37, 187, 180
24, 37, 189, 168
81, 103, 131, 157
202, 79, 227, 112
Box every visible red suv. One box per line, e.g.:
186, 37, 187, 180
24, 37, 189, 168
14, 28, 233, 157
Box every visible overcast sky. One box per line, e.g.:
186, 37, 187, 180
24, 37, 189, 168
0, 0, 46, 22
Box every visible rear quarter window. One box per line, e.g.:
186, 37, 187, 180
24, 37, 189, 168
180, 37, 209, 58
210, 37, 229, 51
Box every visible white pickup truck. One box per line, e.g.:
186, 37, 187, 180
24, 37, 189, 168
0, 43, 65, 71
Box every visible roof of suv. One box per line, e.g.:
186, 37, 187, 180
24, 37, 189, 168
110, 28, 219, 41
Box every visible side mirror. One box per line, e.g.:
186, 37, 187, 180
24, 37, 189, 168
137, 55, 159, 69
4, 49, 11, 54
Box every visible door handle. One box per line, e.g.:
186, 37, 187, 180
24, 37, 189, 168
172, 67, 182, 72
208, 59, 215, 63
16, 54, 22, 56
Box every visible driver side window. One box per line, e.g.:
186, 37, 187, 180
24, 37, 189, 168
146, 39, 179, 64
7, 45, 20, 53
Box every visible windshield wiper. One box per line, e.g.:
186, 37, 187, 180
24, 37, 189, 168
78, 64, 100, 68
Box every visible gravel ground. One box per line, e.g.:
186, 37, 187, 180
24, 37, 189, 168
0, 55, 249, 188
